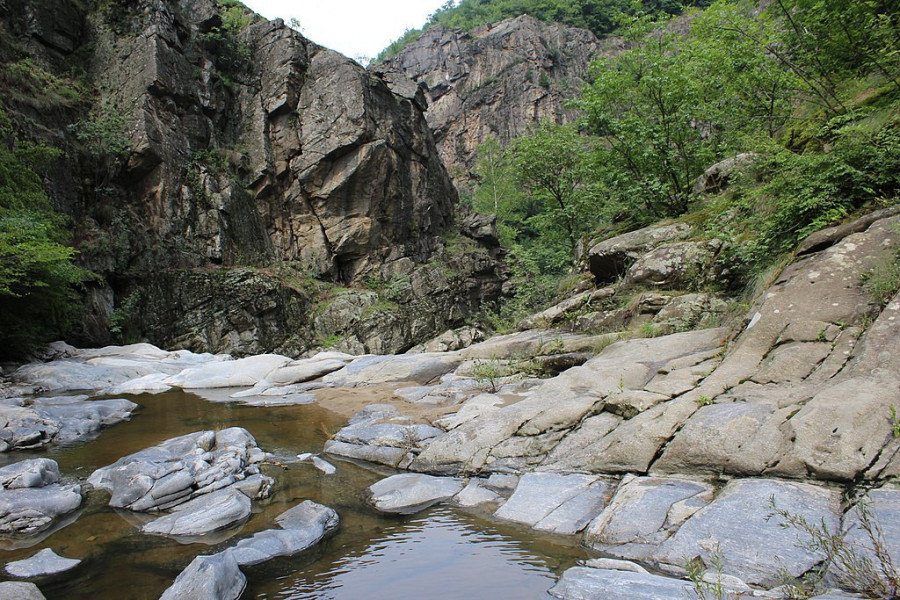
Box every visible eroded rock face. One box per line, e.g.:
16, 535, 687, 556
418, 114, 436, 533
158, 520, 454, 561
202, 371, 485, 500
378, 15, 612, 183
2, 0, 503, 355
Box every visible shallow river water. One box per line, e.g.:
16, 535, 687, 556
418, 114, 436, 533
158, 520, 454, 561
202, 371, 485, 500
0, 391, 591, 599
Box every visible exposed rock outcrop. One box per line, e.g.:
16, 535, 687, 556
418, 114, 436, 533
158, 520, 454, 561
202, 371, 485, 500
0, 0, 504, 355
378, 15, 614, 183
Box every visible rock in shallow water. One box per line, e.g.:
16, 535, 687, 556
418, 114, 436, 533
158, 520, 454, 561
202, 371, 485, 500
0, 581, 46, 600
4, 548, 81, 578
142, 487, 252, 538
159, 551, 246, 600
228, 500, 339, 566
87, 428, 269, 512
367, 473, 464, 515
0, 459, 81, 535
0, 398, 137, 452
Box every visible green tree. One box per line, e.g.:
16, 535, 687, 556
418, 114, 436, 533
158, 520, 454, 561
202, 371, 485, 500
0, 112, 86, 355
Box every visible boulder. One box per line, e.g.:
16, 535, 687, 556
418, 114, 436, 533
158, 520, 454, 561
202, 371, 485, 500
322, 353, 462, 386
626, 239, 723, 289
0, 398, 138, 452
87, 428, 269, 512
692, 152, 756, 194
0, 582, 46, 600
367, 474, 464, 515
587, 223, 691, 284
142, 487, 252, 538
165, 354, 293, 388
228, 500, 339, 566
159, 552, 246, 600
5, 548, 81, 578
0, 459, 81, 535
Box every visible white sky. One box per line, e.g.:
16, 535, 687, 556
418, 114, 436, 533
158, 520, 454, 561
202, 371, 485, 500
242, 0, 448, 62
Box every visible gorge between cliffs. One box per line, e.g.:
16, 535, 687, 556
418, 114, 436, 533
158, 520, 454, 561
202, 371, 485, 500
1, 0, 899, 599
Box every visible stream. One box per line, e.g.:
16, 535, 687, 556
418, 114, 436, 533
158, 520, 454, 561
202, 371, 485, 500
0, 390, 591, 599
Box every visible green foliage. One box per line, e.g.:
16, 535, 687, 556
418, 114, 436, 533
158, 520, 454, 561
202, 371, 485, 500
471, 356, 510, 392
376, 0, 710, 61
0, 111, 86, 356
770, 496, 900, 598
202, 1, 254, 76
686, 542, 727, 600
890, 404, 900, 439
0, 58, 84, 109
860, 252, 900, 307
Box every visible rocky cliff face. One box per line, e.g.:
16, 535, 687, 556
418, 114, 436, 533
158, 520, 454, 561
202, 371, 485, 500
0, 0, 504, 355
377, 15, 617, 183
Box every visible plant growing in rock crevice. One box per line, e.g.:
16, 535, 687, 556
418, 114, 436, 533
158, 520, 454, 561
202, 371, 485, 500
769, 496, 900, 599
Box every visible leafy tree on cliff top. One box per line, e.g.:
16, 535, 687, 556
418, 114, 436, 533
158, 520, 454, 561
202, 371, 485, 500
0, 109, 86, 356
378, 0, 712, 61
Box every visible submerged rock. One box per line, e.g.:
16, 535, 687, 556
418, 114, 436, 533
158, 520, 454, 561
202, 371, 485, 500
4, 548, 81, 578
87, 428, 269, 512
159, 552, 245, 600
367, 473, 464, 515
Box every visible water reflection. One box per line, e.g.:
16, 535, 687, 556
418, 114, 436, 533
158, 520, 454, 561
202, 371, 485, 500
253, 506, 564, 599
0, 391, 589, 599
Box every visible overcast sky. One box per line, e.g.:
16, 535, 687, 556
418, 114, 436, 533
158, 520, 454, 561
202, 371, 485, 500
242, 0, 447, 62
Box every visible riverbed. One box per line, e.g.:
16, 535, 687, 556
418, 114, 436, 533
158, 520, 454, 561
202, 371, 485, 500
0, 390, 591, 599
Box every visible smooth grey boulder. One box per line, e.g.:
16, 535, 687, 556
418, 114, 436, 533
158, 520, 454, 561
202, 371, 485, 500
549, 566, 695, 600
0, 459, 60, 489
585, 476, 714, 558
0, 485, 82, 535
367, 474, 464, 515
0, 459, 81, 535
5, 548, 80, 578
165, 354, 293, 389
142, 487, 252, 538
159, 551, 246, 600
654, 479, 840, 586
494, 473, 615, 535
0, 398, 138, 452
228, 500, 339, 566
87, 428, 269, 512
453, 480, 502, 507
322, 353, 462, 386
0, 582, 46, 600
626, 239, 723, 289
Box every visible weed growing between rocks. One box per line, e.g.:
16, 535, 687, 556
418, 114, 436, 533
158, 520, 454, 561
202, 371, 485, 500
686, 543, 728, 600
769, 496, 900, 599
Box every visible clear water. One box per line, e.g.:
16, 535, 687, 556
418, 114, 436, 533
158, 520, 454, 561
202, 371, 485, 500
0, 391, 590, 599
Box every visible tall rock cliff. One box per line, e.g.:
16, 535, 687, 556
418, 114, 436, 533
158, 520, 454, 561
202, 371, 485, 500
0, 0, 504, 355
377, 15, 619, 183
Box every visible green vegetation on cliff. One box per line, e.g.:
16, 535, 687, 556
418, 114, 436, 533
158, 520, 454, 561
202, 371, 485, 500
471, 0, 900, 327
378, 0, 711, 61
0, 110, 86, 356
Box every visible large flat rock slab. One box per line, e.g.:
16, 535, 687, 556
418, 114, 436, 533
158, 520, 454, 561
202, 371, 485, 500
494, 473, 614, 535
654, 479, 840, 586
549, 566, 695, 600
584, 476, 714, 558
322, 353, 462, 386
0, 582, 46, 600
0, 398, 137, 452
